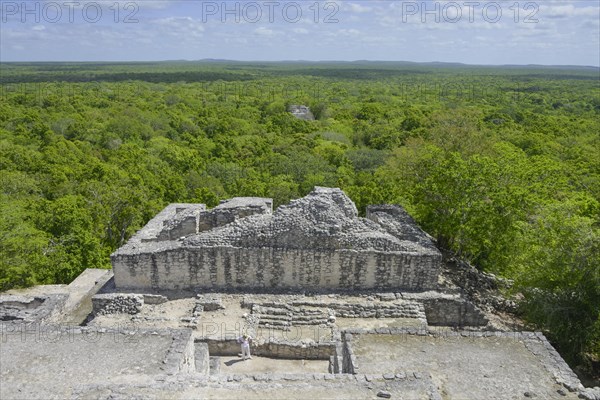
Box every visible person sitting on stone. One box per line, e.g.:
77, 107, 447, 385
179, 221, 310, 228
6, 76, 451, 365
237, 334, 252, 360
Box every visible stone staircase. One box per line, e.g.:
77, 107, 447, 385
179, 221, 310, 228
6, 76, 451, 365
251, 303, 333, 330
248, 298, 427, 330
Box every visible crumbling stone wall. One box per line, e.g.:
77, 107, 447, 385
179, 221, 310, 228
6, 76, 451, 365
112, 188, 442, 292
197, 197, 272, 232
202, 337, 335, 360
157, 206, 205, 241
422, 297, 488, 327
114, 247, 440, 291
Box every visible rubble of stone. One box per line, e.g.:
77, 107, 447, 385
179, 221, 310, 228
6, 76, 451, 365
579, 387, 600, 400
92, 293, 143, 315
188, 187, 437, 253
197, 197, 272, 233
441, 253, 518, 314
366, 205, 439, 252
195, 294, 224, 311
112, 187, 442, 291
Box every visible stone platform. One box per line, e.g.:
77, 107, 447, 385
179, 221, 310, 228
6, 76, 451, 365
1, 187, 597, 399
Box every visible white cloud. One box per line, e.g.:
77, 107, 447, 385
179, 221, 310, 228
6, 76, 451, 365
336, 28, 361, 37
152, 17, 204, 38
1, 0, 597, 65
254, 27, 274, 36
542, 4, 599, 19
347, 3, 372, 14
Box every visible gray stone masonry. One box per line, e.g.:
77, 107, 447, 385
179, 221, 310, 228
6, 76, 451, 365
92, 293, 144, 315
0, 293, 67, 323
139, 203, 206, 243
196, 294, 224, 311
366, 205, 439, 252
111, 187, 442, 291
247, 299, 427, 331
195, 342, 210, 374
200, 336, 336, 360
158, 205, 206, 241
197, 197, 272, 233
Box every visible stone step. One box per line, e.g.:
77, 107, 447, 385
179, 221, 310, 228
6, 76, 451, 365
253, 306, 291, 316
297, 308, 327, 315
256, 302, 294, 310
291, 301, 329, 308
254, 313, 290, 321
291, 319, 329, 325
259, 319, 290, 327
293, 314, 328, 321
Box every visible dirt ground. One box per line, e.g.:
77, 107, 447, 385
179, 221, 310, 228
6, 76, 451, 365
217, 355, 329, 374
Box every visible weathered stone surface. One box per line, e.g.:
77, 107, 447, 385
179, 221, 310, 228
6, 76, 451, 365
579, 387, 600, 400
197, 197, 272, 233
157, 204, 206, 241
0, 295, 46, 321
352, 331, 584, 400
441, 253, 517, 314
92, 293, 144, 315
0, 293, 67, 323
0, 327, 195, 399
366, 205, 438, 252
112, 187, 442, 291
422, 297, 488, 327
1, 283, 590, 400
143, 294, 168, 305
196, 294, 224, 311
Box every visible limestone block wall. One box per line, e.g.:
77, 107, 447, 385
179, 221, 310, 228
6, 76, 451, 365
422, 297, 488, 327
160, 329, 196, 375
202, 337, 335, 360
342, 332, 357, 374
156, 205, 206, 241
194, 342, 210, 375
112, 246, 440, 291
138, 203, 205, 244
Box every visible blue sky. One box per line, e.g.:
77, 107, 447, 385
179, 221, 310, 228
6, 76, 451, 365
1, 0, 599, 66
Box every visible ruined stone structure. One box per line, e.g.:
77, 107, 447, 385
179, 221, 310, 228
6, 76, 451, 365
288, 104, 315, 120
2, 188, 598, 399
111, 187, 442, 292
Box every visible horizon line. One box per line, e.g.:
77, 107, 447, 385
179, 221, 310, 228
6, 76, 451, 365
1, 59, 599, 69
